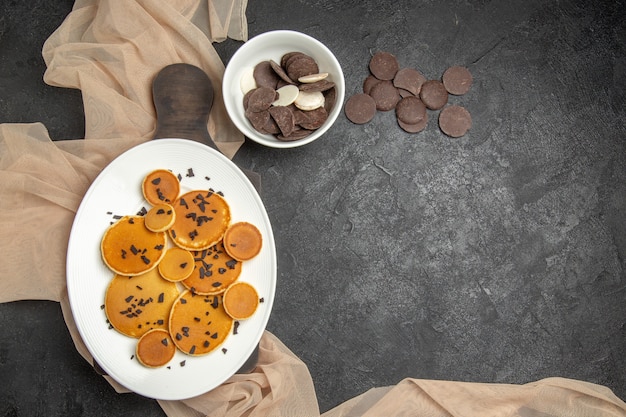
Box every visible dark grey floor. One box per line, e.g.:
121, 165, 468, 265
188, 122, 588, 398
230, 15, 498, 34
1, 1, 625, 415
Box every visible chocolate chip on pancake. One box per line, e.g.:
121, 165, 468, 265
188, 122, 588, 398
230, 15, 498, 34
419, 80, 448, 110
395, 96, 427, 125
398, 112, 429, 133
253, 60, 281, 90
393, 68, 427, 96
269, 105, 296, 137
369, 80, 400, 111
345, 93, 377, 124
442, 66, 473, 95
438, 105, 472, 137
369, 51, 399, 81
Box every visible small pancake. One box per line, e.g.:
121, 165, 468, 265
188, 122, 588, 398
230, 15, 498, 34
144, 203, 175, 232
136, 329, 176, 368
223, 282, 259, 320
168, 190, 231, 251
223, 222, 263, 261
182, 241, 242, 295
142, 169, 180, 205
101, 216, 166, 276
158, 247, 195, 282
169, 290, 233, 356
104, 268, 179, 338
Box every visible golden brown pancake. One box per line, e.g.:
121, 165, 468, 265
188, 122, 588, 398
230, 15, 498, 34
168, 190, 231, 251
158, 247, 195, 282
144, 203, 175, 232
181, 241, 242, 295
104, 268, 179, 338
136, 329, 176, 368
101, 216, 166, 276
168, 290, 233, 356
223, 282, 259, 320
142, 169, 180, 205
223, 222, 263, 261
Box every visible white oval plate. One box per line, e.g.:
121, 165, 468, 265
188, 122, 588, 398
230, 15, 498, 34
66, 138, 276, 400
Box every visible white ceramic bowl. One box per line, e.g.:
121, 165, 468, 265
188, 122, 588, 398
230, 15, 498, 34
222, 30, 345, 148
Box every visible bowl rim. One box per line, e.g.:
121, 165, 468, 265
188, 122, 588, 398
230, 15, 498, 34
222, 30, 345, 149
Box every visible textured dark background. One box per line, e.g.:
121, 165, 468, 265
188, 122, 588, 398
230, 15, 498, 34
1, 0, 625, 415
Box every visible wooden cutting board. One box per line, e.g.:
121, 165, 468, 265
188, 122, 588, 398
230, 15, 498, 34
151, 63, 259, 374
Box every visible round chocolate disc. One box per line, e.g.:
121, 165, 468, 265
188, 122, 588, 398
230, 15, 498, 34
395, 96, 426, 125
345, 93, 377, 124
253, 61, 280, 90
419, 80, 448, 110
438, 105, 472, 137
398, 112, 429, 133
369, 80, 400, 111
363, 75, 381, 95
442, 66, 473, 95
369, 51, 399, 81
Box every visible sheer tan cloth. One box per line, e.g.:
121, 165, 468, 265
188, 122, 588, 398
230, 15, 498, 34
1, 1, 625, 416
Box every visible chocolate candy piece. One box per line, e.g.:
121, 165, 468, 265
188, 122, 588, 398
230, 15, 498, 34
369, 80, 400, 111
398, 112, 429, 133
286, 54, 319, 81
281, 52, 304, 68
277, 128, 313, 141
393, 68, 427, 96
369, 51, 399, 80
363, 75, 380, 95
245, 108, 271, 132
419, 80, 448, 110
395, 96, 426, 125
345, 93, 376, 124
269, 59, 294, 84
253, 61, 280, 89
269, 106, 296, 137
247, 87, 277, 112
297, 107, 328, 130
323, 87, 337, 114
442, 66, 472, 95
299, 79, 335, 92
438, 105, 472, 137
